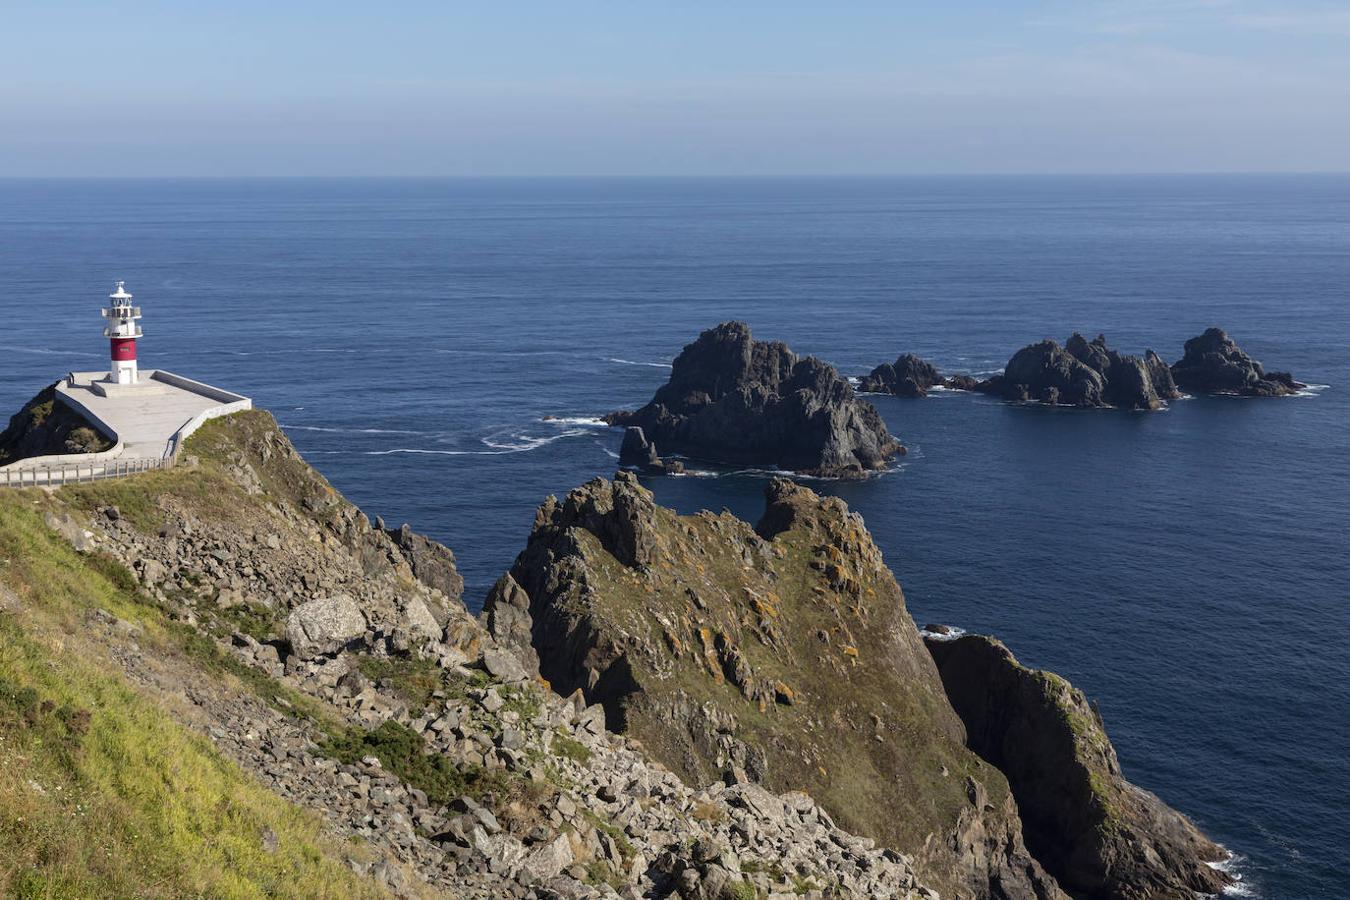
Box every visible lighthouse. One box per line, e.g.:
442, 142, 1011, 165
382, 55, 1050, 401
102, 281, 142, 385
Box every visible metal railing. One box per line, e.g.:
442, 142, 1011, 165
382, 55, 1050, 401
0, 455, 176, 488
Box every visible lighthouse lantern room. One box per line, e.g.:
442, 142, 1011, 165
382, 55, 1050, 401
102, 281, 143, 385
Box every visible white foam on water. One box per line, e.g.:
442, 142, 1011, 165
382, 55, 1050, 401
362, 428, 589, 457
284, 424, 429, 436
1292, 383, 1330, 398
605, 357, 672, 369
1206, 850, 1256, 898
481, 429, 587, 452
920, 625, 967, 641
541, 416, 609, 427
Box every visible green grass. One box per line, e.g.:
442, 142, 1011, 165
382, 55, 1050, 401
356, 655, 446, 715
321, 719, 507, 808
550, 729, 592, 765
0, 492, 387, 898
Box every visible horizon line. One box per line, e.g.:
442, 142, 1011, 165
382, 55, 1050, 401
2, 171, 1350, 181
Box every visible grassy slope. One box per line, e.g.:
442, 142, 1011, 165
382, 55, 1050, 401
0, 438, 387, 897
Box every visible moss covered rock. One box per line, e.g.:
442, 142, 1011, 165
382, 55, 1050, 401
0, 383, 113, 465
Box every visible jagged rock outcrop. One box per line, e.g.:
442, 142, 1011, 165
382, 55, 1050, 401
605, 322, 903, 478
926, 634, 1232, 900
859, 354, 945, 397
0, 382, 113, 465
381, 521, 465, 607
488, 472, 1065, 899
1171, 328, 1305, 397
991, 334, 1180, 410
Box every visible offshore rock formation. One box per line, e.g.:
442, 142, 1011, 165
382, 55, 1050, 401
605, 322, 902, 478
487, 472, 1064, 900
859, 354, 945, 397
985, 334, 1180, 410
0, 382, 112, 465
926, 634, 1232, 900
1171, 328, 1305, 397
29, 409, 935, 898
859, 354, 986, 398
617, 425, 685, 475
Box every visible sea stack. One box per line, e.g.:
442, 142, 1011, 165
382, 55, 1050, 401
1171, 328, 1305, 396
986, 333, 1180, 410
605, 321, 902, 478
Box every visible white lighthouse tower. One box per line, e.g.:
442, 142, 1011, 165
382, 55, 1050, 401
102, 281, 143, 385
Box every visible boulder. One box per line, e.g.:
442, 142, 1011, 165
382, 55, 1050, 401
926, 634, 1233, 900
285, 595, 367, 660
1171, 328, 1305, 396
604, 322, 902, 478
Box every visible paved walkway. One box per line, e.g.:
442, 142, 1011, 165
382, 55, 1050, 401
57, 371, 226, 461
1, 371, 250, 484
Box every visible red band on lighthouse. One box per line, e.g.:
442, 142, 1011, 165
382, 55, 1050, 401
111, 338, 138, 361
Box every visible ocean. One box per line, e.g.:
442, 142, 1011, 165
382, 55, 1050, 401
1, 176, 1346, 899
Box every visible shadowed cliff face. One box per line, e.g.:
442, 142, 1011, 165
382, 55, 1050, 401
0, 383, 112, 465
487, 473, 1065, 900
606, 322, 902, 478
926, 635, 1232, 900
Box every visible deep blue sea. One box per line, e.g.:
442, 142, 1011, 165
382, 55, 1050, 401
2, 176, 1346, 899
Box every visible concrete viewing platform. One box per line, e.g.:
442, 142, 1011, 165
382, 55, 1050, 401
1, 370, 251, 485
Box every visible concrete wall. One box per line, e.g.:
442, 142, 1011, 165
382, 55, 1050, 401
150, 370, 251, 405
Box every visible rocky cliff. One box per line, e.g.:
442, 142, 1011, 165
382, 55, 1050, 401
926, 635, 1232, 900
1171, 328, 1304, 397
9, 408, 937, 899
605, 322, 902, 478
984, 334, 1179, 410
0, 382, 112, 465
486, 473, 1064, 899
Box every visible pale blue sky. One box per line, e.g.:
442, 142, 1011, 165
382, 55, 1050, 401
3, 1, 1348, 175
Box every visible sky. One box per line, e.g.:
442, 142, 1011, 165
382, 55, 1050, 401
2, 1, 1349, 176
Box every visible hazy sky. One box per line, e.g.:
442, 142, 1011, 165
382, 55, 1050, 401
3, 1, 1348, 175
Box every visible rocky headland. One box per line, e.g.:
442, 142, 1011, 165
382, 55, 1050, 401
605, 322, 902, 478
0, 381, 112, 464
484, 472, 1233, 898
926, 634, 1232, 900
1171, 328, 1305, 397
